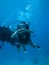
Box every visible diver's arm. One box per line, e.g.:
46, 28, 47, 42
11, 28, 34, 38
11, 31, 17, 38
29, 40, 40, 49
11, 28, 25, 38
24, 29, 34, 33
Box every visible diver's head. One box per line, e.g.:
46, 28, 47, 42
18, 21, 29, 29
17, 21, 29, 29
20, 21, 29, 26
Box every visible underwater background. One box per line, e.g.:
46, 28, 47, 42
0, 0, 49, 65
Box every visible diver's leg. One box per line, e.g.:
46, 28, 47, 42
15, 43, 20, 51
29, 40, 40, 49
22, 44, 27, 53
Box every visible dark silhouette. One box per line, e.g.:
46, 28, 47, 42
0, 26, 18, 47
0, 21, 40, 52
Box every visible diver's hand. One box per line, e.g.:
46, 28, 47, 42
37, 46, 41, 50
33, 43, 41, 50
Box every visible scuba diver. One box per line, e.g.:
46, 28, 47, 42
11, 21, 40, 52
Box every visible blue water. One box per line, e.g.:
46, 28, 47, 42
0, 0, 49, 65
